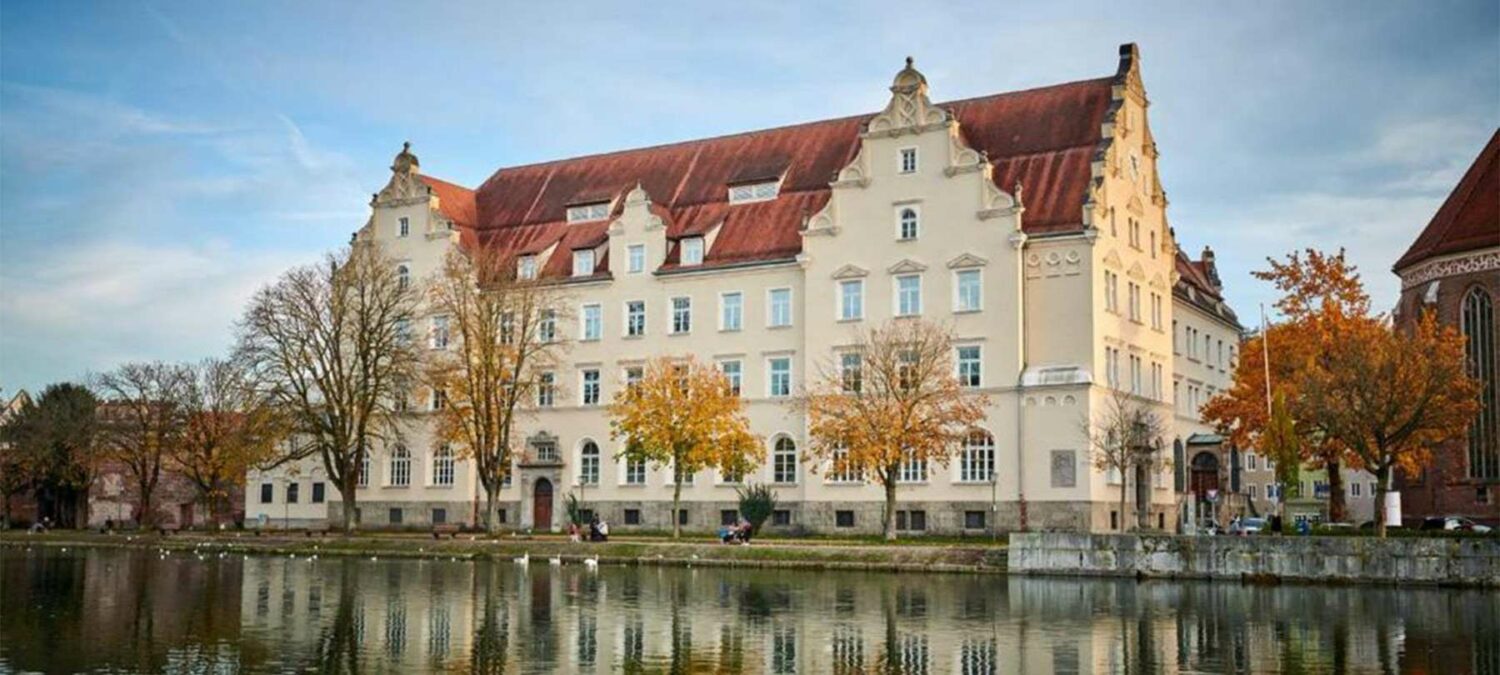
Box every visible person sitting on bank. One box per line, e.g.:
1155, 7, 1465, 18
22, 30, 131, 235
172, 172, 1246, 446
588, 515, 601, 542
567, 521, 581, 543
597, 518, 610, 542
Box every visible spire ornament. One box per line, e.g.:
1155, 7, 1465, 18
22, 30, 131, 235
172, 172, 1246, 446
865, 56, 948, 136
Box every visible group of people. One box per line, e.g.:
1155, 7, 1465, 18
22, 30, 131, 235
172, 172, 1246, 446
719, 518, 753, 545
567, 516, 610, 543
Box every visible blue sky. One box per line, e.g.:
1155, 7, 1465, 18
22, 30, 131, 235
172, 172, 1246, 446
1, 1, 1496, 394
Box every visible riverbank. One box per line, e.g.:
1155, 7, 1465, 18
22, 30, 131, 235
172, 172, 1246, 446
1010, 532, 1500, 587
0, 530, 1008, 574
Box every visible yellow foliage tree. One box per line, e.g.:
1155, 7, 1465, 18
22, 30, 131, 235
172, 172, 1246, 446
801, 320, 988, 541
608, 357, 761, 538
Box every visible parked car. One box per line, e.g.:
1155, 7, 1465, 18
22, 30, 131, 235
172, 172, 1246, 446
1420, 516, 1493, 533
1230, 517, 1267, 535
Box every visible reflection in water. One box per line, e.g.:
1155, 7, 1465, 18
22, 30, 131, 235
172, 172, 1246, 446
1, 545, 1497, 673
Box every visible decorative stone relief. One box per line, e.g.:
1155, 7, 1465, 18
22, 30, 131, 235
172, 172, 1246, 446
831, 264, 869, 280
946, 253, 989, 269
801, 200, 838, 235
886, 259, 929, 275
1027, 247, 1085, 279
1051, 450, 1077, 488
372, 142, 433, 208
832, 145, 871, 189
865, 57, 950, 137
1399, 249, 1500, 289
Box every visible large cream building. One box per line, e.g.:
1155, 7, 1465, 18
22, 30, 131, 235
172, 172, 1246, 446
247, 44, 1243, 534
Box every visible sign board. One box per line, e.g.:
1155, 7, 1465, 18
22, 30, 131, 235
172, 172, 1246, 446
1384, 490, 1402, 527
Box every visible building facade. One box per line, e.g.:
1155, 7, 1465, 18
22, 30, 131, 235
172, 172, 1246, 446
1393, 129, 1500, 526
250, 45, 1241, 534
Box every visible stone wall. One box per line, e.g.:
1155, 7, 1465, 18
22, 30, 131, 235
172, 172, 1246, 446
1009, 532, 1500, 587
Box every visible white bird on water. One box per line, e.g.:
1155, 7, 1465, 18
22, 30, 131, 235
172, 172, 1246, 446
549, 556, 562, 566
514, 552, 530, 567
583, 556, 599, 571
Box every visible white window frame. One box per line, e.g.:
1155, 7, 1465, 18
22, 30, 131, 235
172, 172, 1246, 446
431, 315, 450, 350
895, 274, 922, 317
954, 269, 982, 313
572, 249, 595, 277
767, 288, 793, 328
398, 216, 410, 238
580, 369, 601, 406
680, 237, 705, 266
538, 309, 556, 343
389, 445, 411, 487
767, 356, 792, 398
838, 279, 864, 321
579, 441, 600, 486
581, 303, 602, 341
624, 456, 646, 485
959, 433, 995, 483
956, 344, 982, 388
627, 244, 646, 274
898, 147, 918, 174
896, 205, 920, 241
670, 296, 692, 334
898, 450, 927, 483
432, 445, 455, 487
517, 255, 537, 280
537, 372, 555, 407
772, 436, 798, 484
566, 201, 611, 223
625, 300, 646, 337
720, 291, 743, 331
728, 179, 781, 204
718, 359, 742, 396
397, 264, 411, 290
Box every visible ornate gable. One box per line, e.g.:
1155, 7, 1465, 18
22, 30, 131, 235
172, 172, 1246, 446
372, 142, 431, 208
946, 253, 989, 269
865, 58, 950, 137
831, 264, 869, 280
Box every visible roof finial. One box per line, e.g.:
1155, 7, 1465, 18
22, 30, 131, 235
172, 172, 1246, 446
1013, 179, 1025, 207
392, 141, 419, 174
905, 56, 914, 68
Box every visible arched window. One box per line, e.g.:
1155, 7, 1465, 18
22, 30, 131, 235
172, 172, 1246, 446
390, 445, 411, 487
961, 431, 996, 483
579, 440, 600, 485
898, 208, 919, 241
1463, 287, 1498, 480
773, 437, 798, 484
397, 264, 410, 290
432, 445, 455, 486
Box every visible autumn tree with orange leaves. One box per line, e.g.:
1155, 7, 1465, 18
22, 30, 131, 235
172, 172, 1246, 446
173, 357, 289, 526
609, 357, 761, 539
801, 320, 988, 541
1204, 249, 1479, 535
426, 246, 569, 534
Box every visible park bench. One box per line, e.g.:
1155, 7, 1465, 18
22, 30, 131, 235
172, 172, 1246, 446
304, 523, 331, 537
432, 524, 461, 539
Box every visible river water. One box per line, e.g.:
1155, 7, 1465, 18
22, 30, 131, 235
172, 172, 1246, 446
0, 545, 1495, 674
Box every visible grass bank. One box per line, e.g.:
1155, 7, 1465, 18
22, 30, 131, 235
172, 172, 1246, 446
0, 530, 1007, 574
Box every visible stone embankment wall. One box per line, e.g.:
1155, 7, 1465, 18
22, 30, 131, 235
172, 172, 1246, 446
1009, 532, 1500, 587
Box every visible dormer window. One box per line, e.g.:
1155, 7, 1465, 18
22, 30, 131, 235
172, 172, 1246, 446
728, 180, 780, 204
681, 237, 705, 266
566, 201, 611, 223
517, 255, 537, 280
572, 249, 595, 277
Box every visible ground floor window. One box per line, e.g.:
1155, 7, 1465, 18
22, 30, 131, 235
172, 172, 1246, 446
964, 510, 986, 530
835, 510, 855, 528
896, 510, 926, 531
498, 508, 507, 524
772, 509, 791, 526
389, 508, 404, 525
432, 508, 446, 524
624, 509, 641, 525
720, 510, 738, 526
677, 509, 689, 525
312, 482, 325, 503
259, 483, 273, 504
286, 483, 300, 503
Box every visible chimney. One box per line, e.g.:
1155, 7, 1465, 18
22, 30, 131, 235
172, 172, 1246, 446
1201, 245, 1223, 292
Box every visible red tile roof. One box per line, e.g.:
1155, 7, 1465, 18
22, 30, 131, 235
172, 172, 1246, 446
418, 68, 1123, 277
1394, 129, 1500, 272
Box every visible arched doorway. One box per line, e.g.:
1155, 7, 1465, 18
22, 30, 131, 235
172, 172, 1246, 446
1190, 452, 1220, 499
532, 478, 554, 530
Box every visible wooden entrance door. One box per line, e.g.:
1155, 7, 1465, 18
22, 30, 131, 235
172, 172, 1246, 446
1190, 452, 1221, 499
533, 478, 553, 529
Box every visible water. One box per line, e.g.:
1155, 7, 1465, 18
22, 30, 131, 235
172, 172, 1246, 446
0, 546, 1496, 674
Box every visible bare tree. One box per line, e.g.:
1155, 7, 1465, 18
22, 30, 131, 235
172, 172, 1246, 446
425, 245, 568, 533
1082, 387, 1168, 531
94, 362, 192, 528
801, 320, 988, 541
174, 357, 289, 527
236, 243, 420, 533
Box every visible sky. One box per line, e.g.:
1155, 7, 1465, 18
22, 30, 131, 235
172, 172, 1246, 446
1, 1, 1496, 394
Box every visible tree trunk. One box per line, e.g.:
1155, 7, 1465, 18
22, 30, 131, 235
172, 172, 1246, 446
1327, 458, 1347, 523
484, 488, 500, 535
1136, 464, 1152, 530
1373, 462, 1390, 539
139, 478, 155, 528
341, 476, 357, 534
1119, 468, 1129, 532
883, 479, 898, 541
671, 477, 682, 540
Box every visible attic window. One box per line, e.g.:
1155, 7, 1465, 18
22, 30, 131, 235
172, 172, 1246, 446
728, 180, 780, 204
517, 255, 537, 280
572, 249, 596, 277
681, 237, 705, 266
566, 201, 611, 223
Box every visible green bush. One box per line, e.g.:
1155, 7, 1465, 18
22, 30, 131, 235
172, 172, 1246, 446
736, 483, 778, 535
